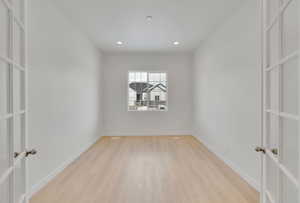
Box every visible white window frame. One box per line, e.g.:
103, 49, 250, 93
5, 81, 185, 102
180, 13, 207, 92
127, 70, 168, 112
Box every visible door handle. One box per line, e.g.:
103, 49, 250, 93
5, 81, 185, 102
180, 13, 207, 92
14, 149, 37, 158
255, 146, 266, 154
26, 149, 37, 157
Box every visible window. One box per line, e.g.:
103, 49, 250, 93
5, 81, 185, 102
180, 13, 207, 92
128, 71, 167, 111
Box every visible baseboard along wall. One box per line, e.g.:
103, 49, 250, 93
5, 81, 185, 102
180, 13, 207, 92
28, 135, 102, 198
193, 132, 260, 191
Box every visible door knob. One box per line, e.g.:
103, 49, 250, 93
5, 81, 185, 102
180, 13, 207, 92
26, 149, 37, 157
255, 146, 266, 154
14, 152, 20, 158
271, 148, 278, 155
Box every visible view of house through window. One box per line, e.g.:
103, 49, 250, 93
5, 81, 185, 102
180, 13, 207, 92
128, 71, 167, 111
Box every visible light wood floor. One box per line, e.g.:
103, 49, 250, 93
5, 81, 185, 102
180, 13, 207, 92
30, 136, 259, 203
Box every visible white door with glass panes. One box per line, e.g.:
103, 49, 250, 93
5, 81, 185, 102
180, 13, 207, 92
0, 0, 36, 203
257, 0, 300, 202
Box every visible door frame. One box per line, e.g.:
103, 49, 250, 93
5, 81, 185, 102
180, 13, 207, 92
298, 0, 300, 202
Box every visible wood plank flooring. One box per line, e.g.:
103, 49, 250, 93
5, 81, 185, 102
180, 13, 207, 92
30, 136, 259, 203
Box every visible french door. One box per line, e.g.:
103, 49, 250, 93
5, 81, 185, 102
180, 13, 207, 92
260, 0, 300, 202
0, 0, 34, 203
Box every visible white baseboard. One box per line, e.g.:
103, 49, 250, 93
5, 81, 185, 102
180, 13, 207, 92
104, 130, 192, 137
193, 132, 260, 191
28, 135, 102, 198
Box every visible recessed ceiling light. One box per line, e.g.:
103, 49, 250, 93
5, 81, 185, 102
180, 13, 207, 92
146, 16, 153, 21
116, 41, 123, 45
173, 41, 180, 45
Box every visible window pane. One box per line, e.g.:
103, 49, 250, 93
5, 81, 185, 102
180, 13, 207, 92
161, 73, 166, 82
141, 72, 147, 82
129, 72, 135, 83
136, 72, 141, 82
128, 71, 167, 111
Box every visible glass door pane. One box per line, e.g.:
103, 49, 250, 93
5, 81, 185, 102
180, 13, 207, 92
282, 57, 298, 115
282, 0, 299, 57
267, 0, 280, 25
268, 22, 280, 67
281, 118, 298, 178
0, 174, 12, 203
281, 171, 298, 203
266, 156, 278, 201
0, 1, 10, 58
0, 119, 10, 176
14, 160, 25, 203
0, 61, 9, 118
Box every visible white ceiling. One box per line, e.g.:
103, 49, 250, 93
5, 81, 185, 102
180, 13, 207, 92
52, 0, 244, 52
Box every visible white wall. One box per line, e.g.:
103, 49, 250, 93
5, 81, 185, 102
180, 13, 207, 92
103, 52, 193, 136
193, 0, 261, 188
28, 0, 103, 190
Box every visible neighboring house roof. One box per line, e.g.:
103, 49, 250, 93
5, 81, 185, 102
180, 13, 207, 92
144, 83, 167, 93
129, 82, 166, 93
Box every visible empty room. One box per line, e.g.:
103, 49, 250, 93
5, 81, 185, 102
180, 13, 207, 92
0, 0, 299, 202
